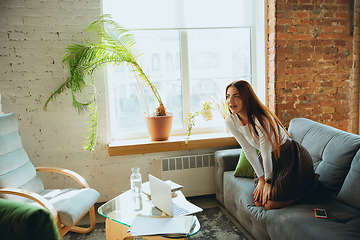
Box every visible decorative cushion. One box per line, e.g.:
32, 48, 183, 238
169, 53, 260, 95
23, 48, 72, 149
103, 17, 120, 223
337, 151, 360, 210
0, 198, 60, 240
233, 149, 259, 178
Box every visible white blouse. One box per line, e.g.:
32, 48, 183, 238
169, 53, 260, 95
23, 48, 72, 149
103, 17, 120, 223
225, 113, 289, 179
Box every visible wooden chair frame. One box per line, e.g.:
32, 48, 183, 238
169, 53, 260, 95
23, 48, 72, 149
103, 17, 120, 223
0, 167, 96, 240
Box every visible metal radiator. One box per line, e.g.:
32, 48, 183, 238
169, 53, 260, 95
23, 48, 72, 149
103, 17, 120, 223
161, 153, 216, 197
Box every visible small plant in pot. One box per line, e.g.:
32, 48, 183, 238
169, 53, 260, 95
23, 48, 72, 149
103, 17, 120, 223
43, 14, 172, 151
184, 97, 228, 145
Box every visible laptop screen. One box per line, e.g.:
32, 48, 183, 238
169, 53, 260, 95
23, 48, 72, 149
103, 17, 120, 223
149, 174, 174, 216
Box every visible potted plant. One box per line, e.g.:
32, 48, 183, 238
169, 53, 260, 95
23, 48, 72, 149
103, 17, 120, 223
43, 14, 172, 151
184, 97, 229, 145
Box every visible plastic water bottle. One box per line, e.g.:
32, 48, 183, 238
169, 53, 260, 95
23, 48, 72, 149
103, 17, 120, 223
130, 167, 142, 211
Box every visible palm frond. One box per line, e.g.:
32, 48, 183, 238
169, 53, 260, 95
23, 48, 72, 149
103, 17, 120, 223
71, 92, 91, 114
83, 75, 98, 151
86, 15, 163, 106
83, 101, 98, 151
132, 65, 163, 105
86, 15, 141, 62
43, 77, 71, 111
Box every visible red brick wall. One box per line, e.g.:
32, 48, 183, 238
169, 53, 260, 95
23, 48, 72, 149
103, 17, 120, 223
269, 0, 359, 133
352, 0, 360, 133
268, 0, 277, 112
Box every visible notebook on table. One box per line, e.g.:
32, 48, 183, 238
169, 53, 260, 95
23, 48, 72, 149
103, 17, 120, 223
149, 174, 203, 216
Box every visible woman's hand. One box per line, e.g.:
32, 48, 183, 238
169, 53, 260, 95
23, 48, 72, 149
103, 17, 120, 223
262, 183, 272, 206
253, 177, 265, 203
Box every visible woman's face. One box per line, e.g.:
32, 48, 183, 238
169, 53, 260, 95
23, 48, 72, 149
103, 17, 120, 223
226, 86, 244, 114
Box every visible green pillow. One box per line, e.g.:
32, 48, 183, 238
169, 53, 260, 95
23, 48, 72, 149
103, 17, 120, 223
233, 149, 259, 178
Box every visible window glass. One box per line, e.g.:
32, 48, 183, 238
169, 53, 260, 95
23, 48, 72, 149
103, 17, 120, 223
108, 30, 182, 139
187, 28, 251, 130
108, 28, 251, 140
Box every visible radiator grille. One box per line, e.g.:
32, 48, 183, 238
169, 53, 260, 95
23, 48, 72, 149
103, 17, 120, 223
161, 153, 216, 197
161, 153, 215, 172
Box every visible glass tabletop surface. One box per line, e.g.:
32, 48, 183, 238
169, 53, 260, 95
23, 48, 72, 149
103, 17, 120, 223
98, 189, 201, 238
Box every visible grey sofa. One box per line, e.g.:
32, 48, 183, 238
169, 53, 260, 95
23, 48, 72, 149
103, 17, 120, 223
215, 118, 360, 240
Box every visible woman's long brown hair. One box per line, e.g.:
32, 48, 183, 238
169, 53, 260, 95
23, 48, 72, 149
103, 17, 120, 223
226, 80, 291, 159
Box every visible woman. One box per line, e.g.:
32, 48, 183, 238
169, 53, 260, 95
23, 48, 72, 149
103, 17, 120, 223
225, 80, 315, 210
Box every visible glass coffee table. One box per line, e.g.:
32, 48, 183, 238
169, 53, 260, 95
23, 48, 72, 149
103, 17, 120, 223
98, 189, 200, 240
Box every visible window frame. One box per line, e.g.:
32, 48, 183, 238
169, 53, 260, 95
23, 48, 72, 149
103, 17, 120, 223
105, 0, 267, 148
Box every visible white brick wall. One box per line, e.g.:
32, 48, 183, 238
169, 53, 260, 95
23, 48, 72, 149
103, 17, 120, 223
0, 0, 232, 202
0, 0, 120, 201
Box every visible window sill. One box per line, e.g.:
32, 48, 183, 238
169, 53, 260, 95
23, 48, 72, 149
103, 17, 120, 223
108, 132, 238, 156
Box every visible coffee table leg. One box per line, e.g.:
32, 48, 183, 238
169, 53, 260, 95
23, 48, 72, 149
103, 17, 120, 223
106, 218, 133, 240
105, 218, 188, 240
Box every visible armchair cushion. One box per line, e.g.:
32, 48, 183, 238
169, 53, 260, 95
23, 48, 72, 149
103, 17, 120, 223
35, 188, 100, 226
0, 113, 44, 202
0, 198, 60, 240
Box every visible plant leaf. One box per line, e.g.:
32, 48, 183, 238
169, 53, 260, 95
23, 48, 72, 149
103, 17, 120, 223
83, 74, 98, 151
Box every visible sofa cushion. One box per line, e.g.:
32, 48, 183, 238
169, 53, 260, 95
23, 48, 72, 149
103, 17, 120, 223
223, 171, 270, 240
289, 118, 360, 195
337, 149, 360, 210
266, 191, 360, 240
233, 149, 258, 178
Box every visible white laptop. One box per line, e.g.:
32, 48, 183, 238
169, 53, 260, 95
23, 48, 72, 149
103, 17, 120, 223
149, 174, 203, 216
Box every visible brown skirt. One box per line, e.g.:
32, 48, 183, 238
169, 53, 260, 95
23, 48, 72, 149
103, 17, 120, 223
254, 139, 315, 202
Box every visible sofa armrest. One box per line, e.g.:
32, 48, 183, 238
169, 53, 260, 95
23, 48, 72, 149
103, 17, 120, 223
0, 199, 60, 240
215, 148, 241, 205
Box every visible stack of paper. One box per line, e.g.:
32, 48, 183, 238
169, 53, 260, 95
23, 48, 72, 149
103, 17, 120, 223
129, 215, 196, 237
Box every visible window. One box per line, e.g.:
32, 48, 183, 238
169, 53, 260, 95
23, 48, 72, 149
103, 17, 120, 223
103, 0, 265, 141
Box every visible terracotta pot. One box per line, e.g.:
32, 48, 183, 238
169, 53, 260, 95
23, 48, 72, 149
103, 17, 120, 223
145, 115, 174, 141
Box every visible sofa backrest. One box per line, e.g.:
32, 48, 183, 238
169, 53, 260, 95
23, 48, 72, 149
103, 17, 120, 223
0, 113, 44, 202
289, 118, 360, 195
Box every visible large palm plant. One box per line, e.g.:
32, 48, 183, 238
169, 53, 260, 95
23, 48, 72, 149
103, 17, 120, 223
44, 14, 167, 151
